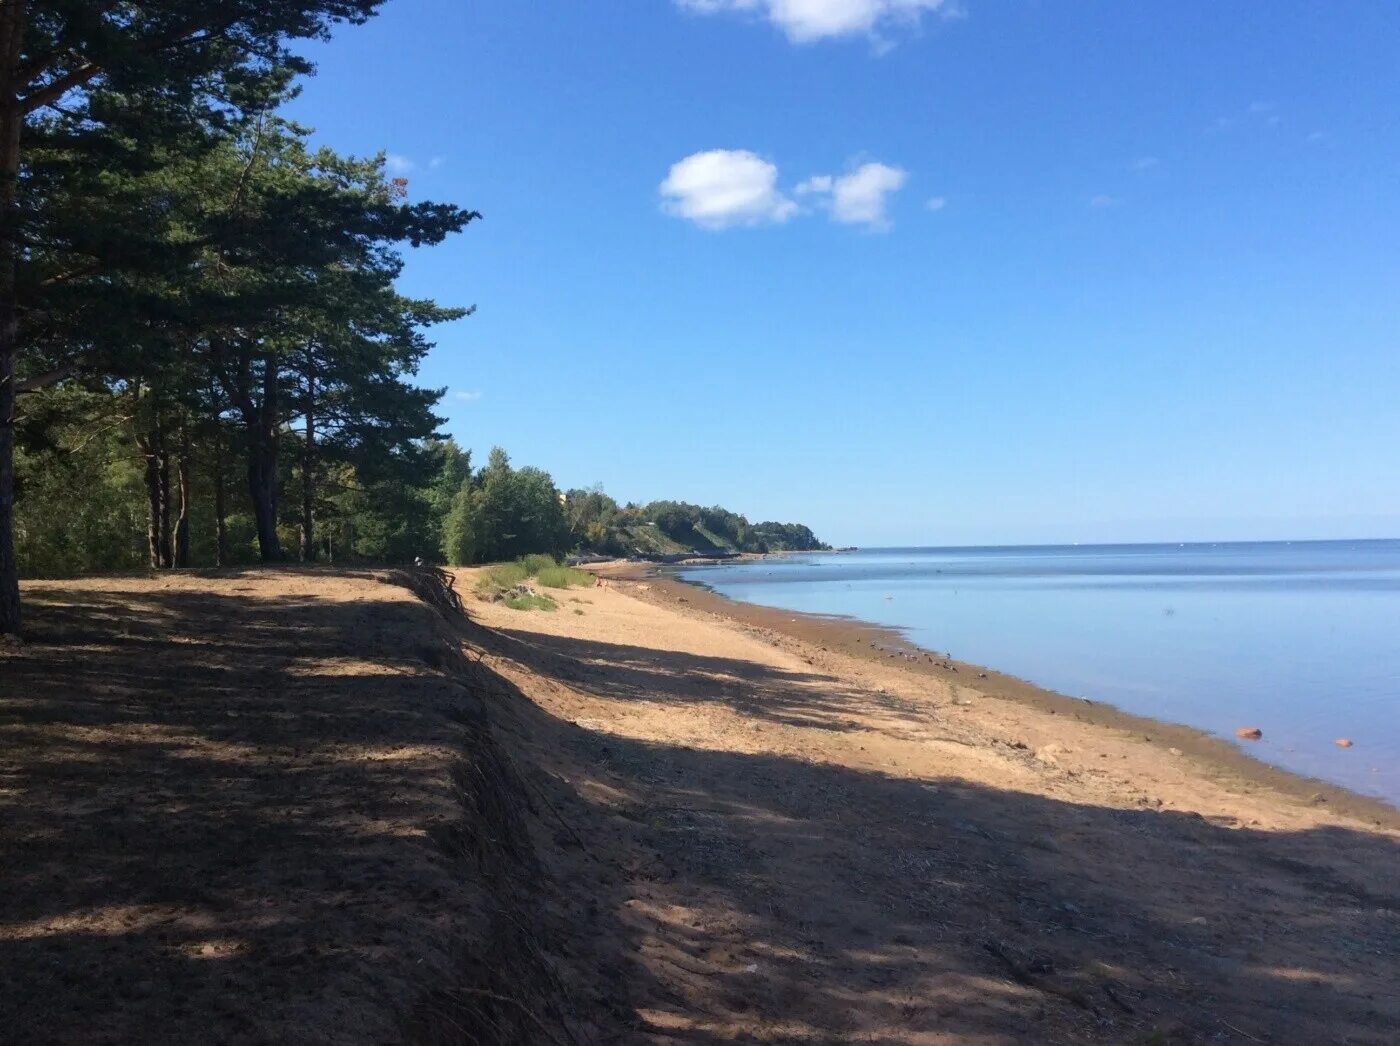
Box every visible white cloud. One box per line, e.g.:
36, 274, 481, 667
660, 149, 798, 229
454, 390, 483, 403
385, 153, 416, 175
1129, 156, 1159, 172
1089, 194, 1121, 208
677, 0, 953, 45
802, 162, 908, 230
925, 195, 947, 211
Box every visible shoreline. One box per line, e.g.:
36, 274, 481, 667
593, 559, 1400, 830
468, 559, 1400, 1038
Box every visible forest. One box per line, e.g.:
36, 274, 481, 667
0, 1, 823, 635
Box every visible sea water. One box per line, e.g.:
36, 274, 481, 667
679, 541, 1400, 806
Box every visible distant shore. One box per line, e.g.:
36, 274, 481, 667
597, 559, 1400, 828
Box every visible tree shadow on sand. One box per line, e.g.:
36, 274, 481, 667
490, 626, 936, 738
476, 617, 1400, 1044
2, 574, 1396, 1044
0, 575, 589, 1044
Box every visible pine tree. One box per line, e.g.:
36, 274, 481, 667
1, 0, 388, 634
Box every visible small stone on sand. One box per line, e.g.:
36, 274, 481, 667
1235, 727, 1263, 740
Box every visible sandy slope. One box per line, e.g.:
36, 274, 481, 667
0, 570, 586, 1044
466, 566, 1400, 1043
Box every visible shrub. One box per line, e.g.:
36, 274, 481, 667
503, 593, 556, 611
475, 561, 529, 595
519, 553, 558, 575
535, 564, 594, 589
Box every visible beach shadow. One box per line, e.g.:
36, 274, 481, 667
0, 574, 583, 1044
489, 626, 933, 738
4, 574, 1397, 1044
474, 616, 1400, 1044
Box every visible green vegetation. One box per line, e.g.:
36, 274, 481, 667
0, 2, 474, 635
0, 3, 826, 636
441, 449, 568, 566
559, 493, 829, 560
474, 561, 532, 596
502, 593, 556, 612
519, 554, 561, 575
472, 554, 576, 611
535, 565, 594, 589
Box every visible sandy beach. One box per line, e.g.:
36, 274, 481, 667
4, 565, 1397, 1043
466, 561, 1400, 1041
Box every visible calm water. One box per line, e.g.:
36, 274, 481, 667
680, 541, 1400, 806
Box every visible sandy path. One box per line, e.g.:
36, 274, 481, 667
464, 569, 1400, 1044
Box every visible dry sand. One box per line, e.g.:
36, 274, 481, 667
3, 565, 1397, 1044
466, 562, 1400, 1043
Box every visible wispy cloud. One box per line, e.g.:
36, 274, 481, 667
1129, 156, 1160, 172
1210, 101, 1284, 134
925, 195, 947, 212
385, 153, 416, 175
660, 149, 798, 229
675, 0, 957, 48
454, 390, 483, 403
1089, 194, 1121, 209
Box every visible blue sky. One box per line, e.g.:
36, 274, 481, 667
288, 1, 1400, 545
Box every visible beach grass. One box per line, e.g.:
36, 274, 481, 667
474, 555, 590, 608
504, 592, 556, 611
535, 564, 594, 589
476, 561, 530, 595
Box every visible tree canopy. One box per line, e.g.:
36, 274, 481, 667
0, 0, 471, 632
0, 1, 828, 630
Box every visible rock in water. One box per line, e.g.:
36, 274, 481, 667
1235, 726, 1263, 740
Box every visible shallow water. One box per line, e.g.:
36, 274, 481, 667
680, 541, 1400, 806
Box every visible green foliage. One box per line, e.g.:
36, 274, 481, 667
535, 565, 593, 589
559, 492, 828, 559
0, 4, 477, 630
12, 391, 147, 577
519, 553, 558, 574
502, 593, 556, 612
475, 561, 531, 595
440, 448, 568, 566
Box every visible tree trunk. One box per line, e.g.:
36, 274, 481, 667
247, 446, 279, 561
137, 417, 174, 570
171, 425, 190, 568
299, 378, 315, 562
142, 441, 163, 569
0, 1, 27, 636
246, 354, 281, 562
213, 425, 229, 568
159, 445, 172, 567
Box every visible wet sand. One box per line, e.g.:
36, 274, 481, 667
624, 560, 1400, 830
